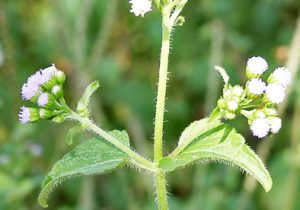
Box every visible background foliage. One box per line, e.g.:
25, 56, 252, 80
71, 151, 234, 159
1, 0, 300, 209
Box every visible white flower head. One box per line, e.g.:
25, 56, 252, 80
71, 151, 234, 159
270, 67, 291, 87
266, 83, 286, 104
246, 56, 268, 77
247, 78, 266, 95
250, 117, 270, 138
18, 106, 38, 124
21, 83, 40, 100
268, 117, 282, 134
129, 0, 152, 17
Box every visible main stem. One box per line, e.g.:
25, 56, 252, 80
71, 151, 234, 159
154, 5, 172, 210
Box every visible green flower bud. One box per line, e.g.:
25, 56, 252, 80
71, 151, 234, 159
232, 85, 244, 97
224, 112, 236, 120
39, 108, 53, 119
55, 70, 66, 84
217, 98, 226, 109
52, 114, 66, 123
51, 85, 63, 98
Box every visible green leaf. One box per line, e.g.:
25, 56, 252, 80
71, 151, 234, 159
163, 124, 272, 192
76, 81, 100, 116
38, 130, 130, 208
177, 118, 221, 150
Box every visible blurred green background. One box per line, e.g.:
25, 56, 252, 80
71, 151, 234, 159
1, 0, 300, 209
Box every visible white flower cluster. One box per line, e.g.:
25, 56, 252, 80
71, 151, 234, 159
246, 57, 291, 104
246, 109, 282, 138
19, 65, 66, 124
216, 56, 291, 138
129, 0, 152, 17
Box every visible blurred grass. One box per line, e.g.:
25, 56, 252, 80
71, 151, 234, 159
0, 0, 300, 209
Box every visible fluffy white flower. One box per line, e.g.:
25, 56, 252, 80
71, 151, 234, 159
247, 56, 268, 75
265, 83, 285, 104
129, 0, 152, 17
272, 67, 291, 87
250, 118, 270, 138
21, 83, 40, 100
268, 117, 282, 133
247, 78, 266, 95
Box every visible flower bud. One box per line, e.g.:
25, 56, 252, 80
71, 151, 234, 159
51, 85, 63, 98
39, 108, 53, 119
232, 86, 244, 97
55, 70, 66, 84
224, 112, 236, 120
226, 100, 239, 111
217, 98, 226, 109
52, 114, 66, 123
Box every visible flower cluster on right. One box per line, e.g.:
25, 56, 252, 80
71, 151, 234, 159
217, 56, 291, 138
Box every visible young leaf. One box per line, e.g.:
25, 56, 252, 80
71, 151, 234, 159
38, 130, 130, 208
163, 124, 272, 192
76, 81, 100, 116
215, 66, 229, 84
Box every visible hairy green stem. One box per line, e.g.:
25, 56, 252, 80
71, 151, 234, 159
155, 171, 169, 210
69, 112, 156, 172
154, 6, 171, 164
154, 4, 172, 210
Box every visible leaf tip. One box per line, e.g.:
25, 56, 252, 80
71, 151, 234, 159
214, 65, 229, 84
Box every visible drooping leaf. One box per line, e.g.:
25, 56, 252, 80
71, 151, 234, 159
38, 130, 130, 208
76, 81, 100, 116
161, 124, 272, 192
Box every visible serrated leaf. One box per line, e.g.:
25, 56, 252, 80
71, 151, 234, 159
215, 66, 229, 84
38, 130, 130, 208
166, 124, 272, 192
76, 81, 99, 116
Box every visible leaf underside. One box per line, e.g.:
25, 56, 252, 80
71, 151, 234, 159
38, 130, 130, 208
161, 124, 272, 192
